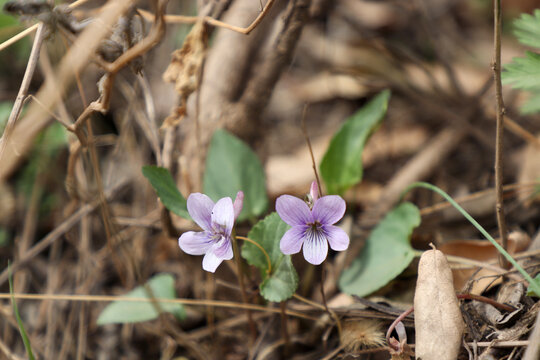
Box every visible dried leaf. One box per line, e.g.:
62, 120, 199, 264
439, 231, 531, 293
163, 20, 207, 100
414, 248, 464, 360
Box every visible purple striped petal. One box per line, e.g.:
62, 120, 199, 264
212, 236, 233, 259
187, 193, 214, 231
324, 225, 349, 251
178, 231, 214, 255
211, 197, 234, 236
202, 251, 224, 273
276, 195, 312, 226
312, 195, 346, 225
302, 228, 328, 265
280, 225, 307, 254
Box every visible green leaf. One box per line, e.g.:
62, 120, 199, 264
242, 212, 298, 302
8, 263, 35, 360
520, 92, 540, 114
339, 202, 420, 297
142, 166, 190, 219
97, 274, 185, 325
320, 90, 390, 195
513, 9, 540, 49
502, 52, 540, 91
260, 256, 298, 302
203, 129, 268, 221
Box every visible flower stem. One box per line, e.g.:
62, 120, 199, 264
301, 104, 323, 196
403, 181, 540, 297
320, 263, 342, 337
231, 235, 257, 342
280, 301, 291, 356
235, 236, 272, 275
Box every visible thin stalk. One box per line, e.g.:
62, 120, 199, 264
231, 236, 257, 342
236, 236, 272, 275
280, 302, 290, 356
0, 23, 46, 159
320, 263, 342, 337
301, 104, 322, 196
492, 0, 509, 268
403, 182, 540, 296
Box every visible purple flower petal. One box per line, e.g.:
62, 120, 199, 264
178, 231, 214, 255
302, 228, 328, 265
202, 251, 224, 273
233, 191, 244, 220
276, 195, 312, 226
324, 225, 349, 251
211, 197, 234, 236
280, 225, 308, 254
187, 193, 214, 231
212, 236, 233, 259
312, 195, 346, 225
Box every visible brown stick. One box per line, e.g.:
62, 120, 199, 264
492, 0, 509, 268
0, 23, 46, 159
138, 0, 277, 35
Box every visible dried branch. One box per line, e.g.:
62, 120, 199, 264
138, 0, 277, 35
492, 0, 509, 267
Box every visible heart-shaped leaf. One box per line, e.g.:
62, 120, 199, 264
339, 202, 420, 297
242, 212, 298, 302
203, 129, 268, 221
97, 274, 185, 325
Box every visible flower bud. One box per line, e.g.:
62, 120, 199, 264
233, 191, 244, 220
310, 181, 319, 202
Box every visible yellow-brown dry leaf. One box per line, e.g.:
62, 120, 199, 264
414, 248, 464, 360
439, 231, 531, 294
163, 20, 208, 100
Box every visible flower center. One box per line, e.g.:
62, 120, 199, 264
308, 221, 322, 232
211, 223, 229, 242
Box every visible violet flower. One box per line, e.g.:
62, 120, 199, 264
178, 191, 243, 272
276, 183, 349, 265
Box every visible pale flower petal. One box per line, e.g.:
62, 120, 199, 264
324, 225, 349, 251
276, 195, 312, 226
302, 229, 328, 265
312, 195, 346, 225
212, 236, 233, 259
187, 193, 214, 231
178, 231, 214, 255
280, 226, 307, 254
211, 197, 234, 236
202, 251, 224, 273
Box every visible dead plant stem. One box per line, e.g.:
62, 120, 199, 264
0, 23, 46, 159
0, 293, 315, 320
138, 0, 276, 35
493, 0, 509, 268
280, 301, 290, 356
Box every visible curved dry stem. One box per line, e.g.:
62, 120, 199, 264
138, 0, 276, 35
